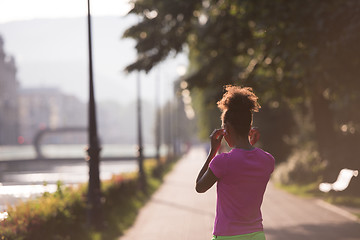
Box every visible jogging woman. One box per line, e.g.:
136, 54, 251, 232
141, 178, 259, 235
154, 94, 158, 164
196, 85, 275, 240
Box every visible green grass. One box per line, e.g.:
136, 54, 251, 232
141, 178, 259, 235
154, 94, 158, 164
0, 157, 177, 240
323, 195, 360, 208
275, 182, 322, 198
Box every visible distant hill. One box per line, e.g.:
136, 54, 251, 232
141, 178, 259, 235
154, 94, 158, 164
0, 16, 187, 104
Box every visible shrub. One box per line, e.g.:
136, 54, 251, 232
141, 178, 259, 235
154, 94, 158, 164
273, 145, 326, 185
0, 158, 173, 240
1, 182, 89, 240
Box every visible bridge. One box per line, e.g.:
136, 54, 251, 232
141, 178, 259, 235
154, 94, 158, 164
0, 127, 155, 172
33, 127, 88, 160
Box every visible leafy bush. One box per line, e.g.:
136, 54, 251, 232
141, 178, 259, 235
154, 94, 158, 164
273, 145, 326, 185
1, 182, 88, 240
0, 158, 173, 240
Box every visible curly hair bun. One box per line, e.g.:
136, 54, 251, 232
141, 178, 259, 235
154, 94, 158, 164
217, 85, 260, 136
217, 85, 260, 113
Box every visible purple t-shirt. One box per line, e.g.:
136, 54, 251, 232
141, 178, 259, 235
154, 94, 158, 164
209, 148, 275, 236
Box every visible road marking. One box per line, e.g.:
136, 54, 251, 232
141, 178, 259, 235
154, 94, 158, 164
316, 199, 360, 223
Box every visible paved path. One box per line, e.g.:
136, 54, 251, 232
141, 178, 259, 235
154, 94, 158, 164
119, 147, 360, 240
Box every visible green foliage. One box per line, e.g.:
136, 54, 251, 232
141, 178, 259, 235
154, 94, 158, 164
254, 100, 295, 163
124, 0, 360, 187
1, 182, 87, 240
123, 0, 202, 72
273, 144, 326, 185
0, 159, 174, 240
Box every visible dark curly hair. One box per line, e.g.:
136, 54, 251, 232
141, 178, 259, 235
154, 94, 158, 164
217, 85, 261, 137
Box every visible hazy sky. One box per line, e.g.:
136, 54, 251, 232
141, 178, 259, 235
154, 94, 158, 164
0, 0, 132, 23
0, 0, 189, 105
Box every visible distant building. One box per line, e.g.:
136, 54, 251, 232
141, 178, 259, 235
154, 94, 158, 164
0, 35, 20, 145
18, 88, 87, 144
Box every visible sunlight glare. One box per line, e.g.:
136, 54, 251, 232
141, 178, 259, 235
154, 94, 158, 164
0, 211, 8, 221
0, 184, 57, 198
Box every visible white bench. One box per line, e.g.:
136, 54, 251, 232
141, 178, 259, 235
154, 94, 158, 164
319, 168, 358, 192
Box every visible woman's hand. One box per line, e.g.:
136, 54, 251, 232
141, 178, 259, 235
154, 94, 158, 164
249, 127, 260, 145
209, 129, 226, 156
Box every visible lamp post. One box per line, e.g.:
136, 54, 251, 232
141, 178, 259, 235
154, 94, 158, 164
136, 72, 146, 192
86, 0, 102, 229
155, 68, 161, 165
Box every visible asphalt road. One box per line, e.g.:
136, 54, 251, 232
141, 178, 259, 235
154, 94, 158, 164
119, 147, 360, 240
263, 182, 360, 240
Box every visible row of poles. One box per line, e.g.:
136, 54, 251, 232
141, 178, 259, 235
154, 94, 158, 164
86, 0, 167, 228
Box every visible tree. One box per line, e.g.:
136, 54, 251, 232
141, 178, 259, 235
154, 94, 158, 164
124, 0, 360, 176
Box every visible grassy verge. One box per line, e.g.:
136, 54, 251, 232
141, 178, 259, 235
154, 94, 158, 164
0, 157, 177, 240
275, 182, 360, 219
275, 182, 322, 198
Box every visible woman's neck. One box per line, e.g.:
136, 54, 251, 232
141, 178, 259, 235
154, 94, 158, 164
233, 136, 253, 150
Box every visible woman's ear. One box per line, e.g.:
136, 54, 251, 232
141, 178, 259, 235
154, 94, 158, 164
249, 127, 260, 145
